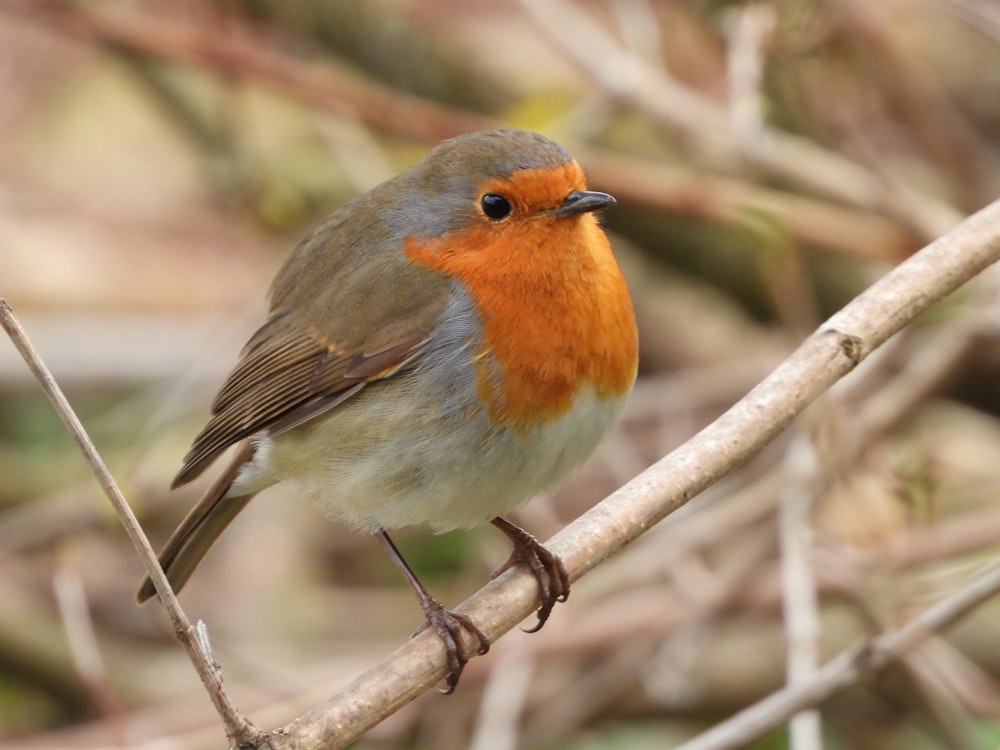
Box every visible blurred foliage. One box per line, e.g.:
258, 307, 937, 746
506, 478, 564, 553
2, 0, 1000, 749
240, 0, 514, 112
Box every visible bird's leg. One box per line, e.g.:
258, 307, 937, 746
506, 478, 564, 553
490, 516, 570, 633
376, 529, 490, 693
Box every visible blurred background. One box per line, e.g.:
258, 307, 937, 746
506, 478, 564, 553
2, 1, 1000, 748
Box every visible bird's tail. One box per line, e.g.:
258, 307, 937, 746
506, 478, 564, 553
137, 441, 257, 603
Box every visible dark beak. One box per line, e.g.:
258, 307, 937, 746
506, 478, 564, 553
548, 190, 616, 218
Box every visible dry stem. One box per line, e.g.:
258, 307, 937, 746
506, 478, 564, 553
675, 555, 1000, 750
0, 300, 260, 749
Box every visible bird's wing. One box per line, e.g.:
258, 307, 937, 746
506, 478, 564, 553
172, 296, 445, 488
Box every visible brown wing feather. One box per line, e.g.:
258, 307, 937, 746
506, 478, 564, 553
171, 210, 455, 490
171, 315, 432, 489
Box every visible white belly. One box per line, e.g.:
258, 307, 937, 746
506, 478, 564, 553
249, 382, 625, 532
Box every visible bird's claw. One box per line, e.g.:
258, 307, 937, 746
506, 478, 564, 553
491, 518, 570, 633
417, 600, 491, 694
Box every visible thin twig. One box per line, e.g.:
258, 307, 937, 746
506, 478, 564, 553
1, 1, 493, 143
777, 435, 823, 750
514, 0, 962, 240
3, 1, 921, 263
52, 565, 121, 719
468, 648, 536, 750
836, 263, 1000, 441
0, 300, 260, 749
582, 151, 918, 262
675, 554, 1000, 750
724, 3, 775, 145
899, 645, 983, 750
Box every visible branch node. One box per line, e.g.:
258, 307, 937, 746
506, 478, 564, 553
851, 639, 880, 675
232, 720, 270, 750
820, 328, 864, 366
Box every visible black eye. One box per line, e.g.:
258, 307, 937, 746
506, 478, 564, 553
480, 193, 512, 220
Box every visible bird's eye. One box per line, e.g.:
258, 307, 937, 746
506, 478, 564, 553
480, 193, 512, 220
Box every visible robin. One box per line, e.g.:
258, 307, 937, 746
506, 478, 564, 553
138, 128, 638, 691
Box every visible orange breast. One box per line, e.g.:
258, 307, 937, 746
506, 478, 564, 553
405, 200, 637, 429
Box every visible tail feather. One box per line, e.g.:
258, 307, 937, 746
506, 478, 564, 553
137, 441, 257, 603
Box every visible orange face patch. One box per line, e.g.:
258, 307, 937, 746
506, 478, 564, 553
404, 162, 638, 429
476, 161, 588, 218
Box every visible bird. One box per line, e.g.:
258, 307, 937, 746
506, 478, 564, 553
137, 128, 638, 692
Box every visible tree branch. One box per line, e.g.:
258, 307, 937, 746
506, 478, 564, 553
2, 0, 493, 143
260, 198, 1000, 747
675, 554, 1000, 750
514, 0, 962, 240
0, 300, 261, 749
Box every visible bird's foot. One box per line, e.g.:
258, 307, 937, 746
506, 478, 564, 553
490, 517, 570, 633
416, 598, 491, 694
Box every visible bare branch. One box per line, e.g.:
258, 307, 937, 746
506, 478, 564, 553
777, 436, 823, 750
261, 195, 1000, 748
675, 554, 1000, 750
514, 0, 962, 239
3, 1, 922, 263
0, 300, 260, 749
1, 0, 493, 143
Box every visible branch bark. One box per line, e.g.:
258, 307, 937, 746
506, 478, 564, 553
514, 0, 963, 240
675, 555, 1000, 750
260, 199, 1000, 747
0, 301, 261, 749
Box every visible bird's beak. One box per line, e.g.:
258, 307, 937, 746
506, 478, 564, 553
547, 190, 617, 218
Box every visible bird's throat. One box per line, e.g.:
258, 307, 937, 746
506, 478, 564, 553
404, 219, 637, 429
